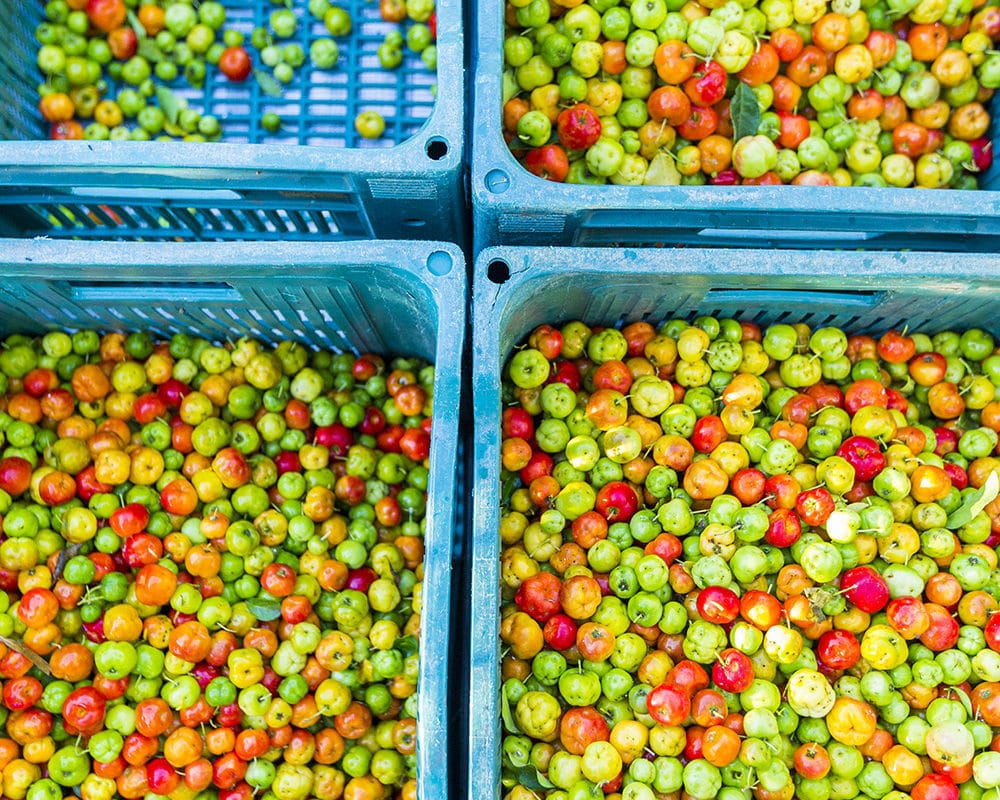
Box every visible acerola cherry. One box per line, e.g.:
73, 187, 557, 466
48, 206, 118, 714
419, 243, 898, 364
595, 481, 639, 523
712, 648, 754, 692
765, 508, 802, 547
697, 586, 740, 625
515, 572, 562, 623
817, 629, 860, 669
840, 566, 889, 613
837, 436, 886, 482
543, 614, 577, 650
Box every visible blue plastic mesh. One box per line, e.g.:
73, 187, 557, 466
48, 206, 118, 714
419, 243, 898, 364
4, 193, 372, 240
2, 0, 436, 149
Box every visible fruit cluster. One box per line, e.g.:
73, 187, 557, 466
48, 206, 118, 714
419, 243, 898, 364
502, 0, 999, 186
499, 317, 1000, 800
0, 329, 433, 800
35, 0, 438, 142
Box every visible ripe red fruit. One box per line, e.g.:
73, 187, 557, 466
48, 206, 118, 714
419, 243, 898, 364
712, 648, 754, 692
696, 586, 740, 625
515, 572, 562, 623
87, 0, 127, 33
524, 144, 570, 182
157, 378, 191, 408
840, 565, 889, 613
836, 435, 886, 482
912, 773, 959, 800
219, 47, 253, 81
765, 508, 802, 547
62, 686, 107, 735
796, 486, 835, 526
816, 629, 860, 669
274, 450, 301, 474
556, 104, 602, 150
0, 457, 32, 496
345, 567, 377, 593
647, 683, 691, 726
543, 614, 577, 650
595, 481, 639, 523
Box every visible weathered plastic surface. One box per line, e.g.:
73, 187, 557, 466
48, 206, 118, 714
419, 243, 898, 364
0, 238, 465, 800
469, 245, 1000, 800
0, 1, 464, 241
470, 0, 1000, 251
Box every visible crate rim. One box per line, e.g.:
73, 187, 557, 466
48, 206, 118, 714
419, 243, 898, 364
0, 237, 466, 289
468, 244, 1000, 800
0, 236, 465, 800
473, 246, 1000, 301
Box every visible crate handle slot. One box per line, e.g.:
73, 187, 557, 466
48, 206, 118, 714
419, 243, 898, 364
703, 288, 882, 309
67, 282, 242, 304
697, 228, 878, 242
68, 187, 243, 202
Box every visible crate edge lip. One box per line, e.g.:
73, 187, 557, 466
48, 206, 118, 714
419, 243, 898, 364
471, 246, 1000, 292
1, 238, 465, 284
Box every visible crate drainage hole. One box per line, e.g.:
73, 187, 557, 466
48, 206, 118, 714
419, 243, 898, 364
487, 260, 510, 284
427, 250, 454, 276
426, 137, 449, 160
403, 218, 427, 227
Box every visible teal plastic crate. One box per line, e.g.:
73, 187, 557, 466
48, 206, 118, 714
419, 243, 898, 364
470, 0, 1000, 251
469, 245, 1000, 800
0, 238, 464, 800
0, 1, 463, 241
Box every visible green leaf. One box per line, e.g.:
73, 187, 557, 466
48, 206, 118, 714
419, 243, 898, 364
126, 9, 147, 41
535, 770, 554, 789
953, 686, 975, 720
156, 86, 182, 126
503, 69, 519, 106
946, 470, 999, 530
501, 689, 522, 735
396, 634, 418, 658
0, 636, 52, 676
730, 81, 761, 143
52, 542, 84, 582
245, 597, 282, 621
501, 472, 518, 509
644, 152, 681, 186
255, 70, 284, 98
138, 39, 166, 63
511, 766, 552, 791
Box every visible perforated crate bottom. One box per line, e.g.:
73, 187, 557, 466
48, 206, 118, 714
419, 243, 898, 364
0, 0, 437, 150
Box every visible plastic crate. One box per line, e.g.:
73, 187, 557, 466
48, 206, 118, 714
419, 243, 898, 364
470, 0, 1000, 251
0, 237, 464, 800
468, 245, 1000, 800
0, 1, 464, 242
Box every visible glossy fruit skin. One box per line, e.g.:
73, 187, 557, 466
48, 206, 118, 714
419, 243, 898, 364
87, 0, 127, 33
0, 331, 434, 798
816, 629, 860, 669
840, 566, 890, 613
647, 683, 691, 726
557, 104, 602, 150
219, 47, 253, 81
711, 648, 753, 692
